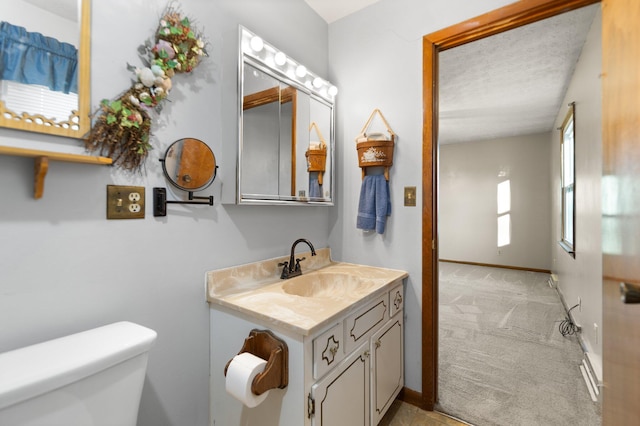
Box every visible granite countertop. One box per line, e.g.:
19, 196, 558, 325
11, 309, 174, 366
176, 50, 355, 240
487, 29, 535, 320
206, 248, 408, 336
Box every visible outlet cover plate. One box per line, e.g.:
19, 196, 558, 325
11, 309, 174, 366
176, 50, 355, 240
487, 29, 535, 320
106, 185, 145, 219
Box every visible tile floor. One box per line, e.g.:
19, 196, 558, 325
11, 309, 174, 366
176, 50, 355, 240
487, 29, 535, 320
379, 400, 468, 426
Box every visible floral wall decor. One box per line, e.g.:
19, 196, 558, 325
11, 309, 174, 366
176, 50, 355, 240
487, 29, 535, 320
85, 4, 207, 171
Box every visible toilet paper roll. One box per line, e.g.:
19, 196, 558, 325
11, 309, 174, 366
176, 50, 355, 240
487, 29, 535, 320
225, 352, 269, 407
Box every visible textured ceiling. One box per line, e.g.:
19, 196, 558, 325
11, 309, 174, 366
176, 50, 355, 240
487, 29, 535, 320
438, 4, 600, 144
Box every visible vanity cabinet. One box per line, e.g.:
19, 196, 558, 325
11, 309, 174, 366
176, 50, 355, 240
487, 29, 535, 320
207, 254, 408, 426
308, 282, 404, 426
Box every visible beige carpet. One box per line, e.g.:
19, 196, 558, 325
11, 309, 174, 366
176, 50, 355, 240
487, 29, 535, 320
436, 262, 601, 426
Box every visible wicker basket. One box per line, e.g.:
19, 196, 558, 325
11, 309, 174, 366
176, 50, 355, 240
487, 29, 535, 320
355, 109, 395, 180
307, 122, 328, 184
356, 137, 394, 168
306, 146, 327, 172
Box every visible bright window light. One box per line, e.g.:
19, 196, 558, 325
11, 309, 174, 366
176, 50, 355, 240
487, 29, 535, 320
497, 180, 511, 215
498, 214, 511, 247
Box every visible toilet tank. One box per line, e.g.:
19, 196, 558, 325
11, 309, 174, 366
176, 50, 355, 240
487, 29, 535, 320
0, 321, 157, 426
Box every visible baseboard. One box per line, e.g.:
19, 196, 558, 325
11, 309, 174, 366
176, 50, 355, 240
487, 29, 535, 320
398, 387, 425, 409
439, 259, 551, 274
397, 388, 475, 424
554, 282, 602, 405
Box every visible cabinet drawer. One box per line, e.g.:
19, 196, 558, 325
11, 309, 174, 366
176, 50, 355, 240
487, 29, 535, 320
313, 322, 345, 379
389, 282, 404, 318
344, 294, 388, 354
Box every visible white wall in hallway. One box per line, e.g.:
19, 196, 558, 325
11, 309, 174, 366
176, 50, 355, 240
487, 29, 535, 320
439, 133, 552, 271
550, 7, 603, 379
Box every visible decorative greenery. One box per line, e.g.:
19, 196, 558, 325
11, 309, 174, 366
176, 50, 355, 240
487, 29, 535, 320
86, 3, 207, 171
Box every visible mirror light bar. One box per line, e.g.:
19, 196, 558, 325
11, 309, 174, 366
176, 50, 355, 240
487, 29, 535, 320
241, 27, 337, 102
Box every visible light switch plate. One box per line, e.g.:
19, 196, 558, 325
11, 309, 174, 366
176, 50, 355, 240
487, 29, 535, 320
404, 186, 416, 206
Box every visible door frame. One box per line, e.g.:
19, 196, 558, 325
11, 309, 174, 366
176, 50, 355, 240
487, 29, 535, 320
420, 0, 601, 410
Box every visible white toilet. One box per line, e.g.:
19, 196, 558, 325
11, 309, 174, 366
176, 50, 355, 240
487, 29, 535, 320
0, 321, 157, 426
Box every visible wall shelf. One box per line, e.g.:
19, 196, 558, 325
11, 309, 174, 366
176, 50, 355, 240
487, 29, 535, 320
0, 146, 112, 199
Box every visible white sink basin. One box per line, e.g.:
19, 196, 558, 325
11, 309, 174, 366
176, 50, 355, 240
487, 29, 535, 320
281, 272, 377, 298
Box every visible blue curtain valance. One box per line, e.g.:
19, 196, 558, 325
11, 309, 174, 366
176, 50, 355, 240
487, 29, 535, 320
0, 21, 78, 94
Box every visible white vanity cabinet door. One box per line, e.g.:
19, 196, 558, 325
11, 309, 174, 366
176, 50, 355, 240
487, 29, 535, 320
310, 342, 370, 426
371, 316, 404, 425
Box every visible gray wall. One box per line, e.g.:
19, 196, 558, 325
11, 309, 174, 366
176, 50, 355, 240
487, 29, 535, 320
439, 134, 552, 271
327, 0, 514, 393
550, 7, 603, 379
0, 1, 329, 425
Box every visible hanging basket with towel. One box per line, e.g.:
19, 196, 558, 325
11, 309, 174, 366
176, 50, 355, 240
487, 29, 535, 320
306, 122, 327, 184
355, 108, 395, 180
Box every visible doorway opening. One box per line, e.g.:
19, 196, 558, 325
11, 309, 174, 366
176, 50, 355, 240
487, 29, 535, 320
420, 0, 601, 411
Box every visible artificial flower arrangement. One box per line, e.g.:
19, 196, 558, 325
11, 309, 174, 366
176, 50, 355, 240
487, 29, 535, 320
85, 4, 207, 171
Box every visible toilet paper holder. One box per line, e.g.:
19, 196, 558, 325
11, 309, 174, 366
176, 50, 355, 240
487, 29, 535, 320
224, 329, 289, 395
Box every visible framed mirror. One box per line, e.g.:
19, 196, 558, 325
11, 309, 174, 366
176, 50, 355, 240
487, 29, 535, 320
161, 138, 217, 192
237, 26, 336, 205
0, 0, 91, 139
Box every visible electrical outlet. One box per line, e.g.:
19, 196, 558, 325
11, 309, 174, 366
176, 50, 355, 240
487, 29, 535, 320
106, 185, 145, 219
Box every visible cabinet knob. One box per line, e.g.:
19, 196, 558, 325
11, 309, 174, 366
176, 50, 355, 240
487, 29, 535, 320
330, 345, 338, 355
375, 340, 381, 349
363, 349, 370, 358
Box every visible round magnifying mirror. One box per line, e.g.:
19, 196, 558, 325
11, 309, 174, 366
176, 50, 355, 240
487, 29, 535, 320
161, 138, 217, 192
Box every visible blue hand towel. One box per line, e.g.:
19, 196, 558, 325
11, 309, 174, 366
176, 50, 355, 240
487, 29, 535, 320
357, 174, 391, 234
309, 174, 322, 198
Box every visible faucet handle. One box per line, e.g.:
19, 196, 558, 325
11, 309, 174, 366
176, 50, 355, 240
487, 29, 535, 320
294, 257, 307, 272
278, 261, 290, 279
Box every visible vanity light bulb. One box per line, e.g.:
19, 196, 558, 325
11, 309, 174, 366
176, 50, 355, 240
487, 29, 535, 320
328, 85, 338, 97
274, 51, 287, 66
250, 36, 264, 52
313, 77, 323, 89
295, 65, 307, 78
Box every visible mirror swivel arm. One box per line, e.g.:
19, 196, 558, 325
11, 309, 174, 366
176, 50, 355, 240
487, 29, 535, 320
153, 187, 213, 217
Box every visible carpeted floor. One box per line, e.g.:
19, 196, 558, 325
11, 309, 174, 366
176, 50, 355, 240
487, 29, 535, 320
436, 262, 601, 426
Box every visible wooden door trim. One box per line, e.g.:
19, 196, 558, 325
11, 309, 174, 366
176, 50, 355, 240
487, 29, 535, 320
420, 0, 600, 410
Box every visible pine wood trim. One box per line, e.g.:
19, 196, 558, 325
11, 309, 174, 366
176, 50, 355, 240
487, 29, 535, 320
0, 0, 92, 138
440, 259, 552, 274
0, 146, 112, 199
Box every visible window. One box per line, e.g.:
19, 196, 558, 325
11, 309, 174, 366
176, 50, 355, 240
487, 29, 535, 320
497, 179, 511, 247
560, 103, 575, 256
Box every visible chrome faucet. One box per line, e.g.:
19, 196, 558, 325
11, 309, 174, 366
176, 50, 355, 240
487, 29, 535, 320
279, 238, 316, 279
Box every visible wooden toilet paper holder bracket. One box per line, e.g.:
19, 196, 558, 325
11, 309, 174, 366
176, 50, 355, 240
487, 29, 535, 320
224, 329, 289, 395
